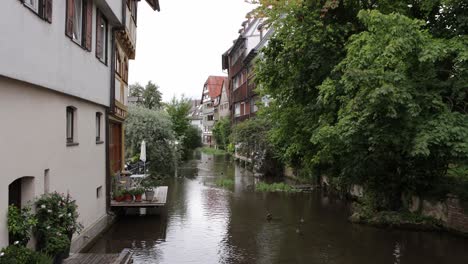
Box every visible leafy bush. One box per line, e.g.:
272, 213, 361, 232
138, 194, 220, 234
0, 245, 52, 264
212, 117, 231, 150
183, 125, 202, 152
255, 1, 468, 209
200, 147, 226, 155
35, 192, 82, 255
255, 182, 296, 193
215, 178, 234, 189
7, 205, 37, 246
125, 106, 177, 177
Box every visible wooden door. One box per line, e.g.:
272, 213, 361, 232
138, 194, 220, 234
109, 122, 122, 173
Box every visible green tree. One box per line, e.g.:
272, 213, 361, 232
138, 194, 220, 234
166, 96, 192, 137
142, 81, 163, 110
166, 96, 201, 158
125, 106, 177, 177
212, 117, 231, 150
254, 0, 468, 209
129, 82, 144, 98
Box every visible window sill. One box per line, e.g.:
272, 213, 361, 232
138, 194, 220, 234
67, 35, 88, 51
96, 141, 104, 145
96, 55, 108, 66
67, 142, 79, 147
22, 3, 49, 23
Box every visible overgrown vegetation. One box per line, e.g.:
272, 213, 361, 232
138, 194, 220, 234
255, 182, 297, 193
166, 96, 202, 159
0, 245, 52, 264
129, 81, 163, 110
125, 106, 177, 177
215, 178, 234, 189
200, 147, 227, 155
212, 117, 231, 150
251, 0, 468, 210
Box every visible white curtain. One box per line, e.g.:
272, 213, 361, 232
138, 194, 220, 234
73, 0, 83, 42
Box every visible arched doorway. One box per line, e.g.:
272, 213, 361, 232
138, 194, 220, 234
8, 177, 35, 208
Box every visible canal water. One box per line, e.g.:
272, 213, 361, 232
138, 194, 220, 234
88, 152, 468, 264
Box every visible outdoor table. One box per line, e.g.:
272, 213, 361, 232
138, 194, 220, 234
129, 174, 147, 188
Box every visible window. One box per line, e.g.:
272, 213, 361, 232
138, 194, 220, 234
21, 0, 52, 22
44, 169, 50, 194
115, 48, 122, 76
66, 0, 92, 50
96, 10, 108, 64
251, 98, 258, 113
123, 58, 129, 82
96, 186, 102, 198
96, 112, 102, 143
66, 106, 77, 144
233, 72, 245, 90
24, 0, 39, 12
127, 0, 138, 23
235, 103, 240, 117
208, 115, 214, 121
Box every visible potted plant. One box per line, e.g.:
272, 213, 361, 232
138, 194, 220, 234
141, 177, 162, 201
123, 189, 133, 202
132, 188, 145, 202
112, 189, 124, 202
7, 205, 37, 246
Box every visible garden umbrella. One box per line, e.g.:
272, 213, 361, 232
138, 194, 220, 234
140, 140, 146, 175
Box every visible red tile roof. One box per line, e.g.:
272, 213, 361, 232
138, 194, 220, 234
205, 76, 226, 100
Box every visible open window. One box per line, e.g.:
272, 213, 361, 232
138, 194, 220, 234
66, 0, 93, 50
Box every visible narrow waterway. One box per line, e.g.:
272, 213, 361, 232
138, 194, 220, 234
88, 152, 468, 264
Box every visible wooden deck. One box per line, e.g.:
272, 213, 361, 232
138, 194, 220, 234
111, 186, 168, 208
64, 249, 132, 264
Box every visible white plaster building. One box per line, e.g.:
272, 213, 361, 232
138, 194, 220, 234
0, 0, 159, 252
200, 76, 225, 146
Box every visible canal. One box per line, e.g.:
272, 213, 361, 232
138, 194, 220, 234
88, 152, 468, 264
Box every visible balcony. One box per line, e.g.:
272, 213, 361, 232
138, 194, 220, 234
232, 82, 248, 103
114, 100, 128, 120
115, 5, 137, 59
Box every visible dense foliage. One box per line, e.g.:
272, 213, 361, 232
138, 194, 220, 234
212, 117, 231, 150
166, 96, 202, 158
0, 245, 52, 264
7, 205, 37, 246
35, 192, 82, 256
129, 81, 163, 110
125, 106, 177, 177
254, 0, 468, 209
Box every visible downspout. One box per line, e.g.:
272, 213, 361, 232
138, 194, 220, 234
107, 1, 126, 211
106, 28, 116, 213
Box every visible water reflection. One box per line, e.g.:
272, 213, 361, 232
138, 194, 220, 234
87, 152, 468, 264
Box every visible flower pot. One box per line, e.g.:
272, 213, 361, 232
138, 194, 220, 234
124, 194, 133, 202
145, 190, 155, 201
114, 195, 124, 202
134, 194, 143, 202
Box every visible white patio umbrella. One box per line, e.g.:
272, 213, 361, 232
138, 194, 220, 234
140, 140, 146, 174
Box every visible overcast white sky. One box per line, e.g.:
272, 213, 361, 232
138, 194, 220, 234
129, 0, 255, 102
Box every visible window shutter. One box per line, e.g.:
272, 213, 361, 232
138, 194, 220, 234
66, 0, 74, 38
44, 0, 53, 23
96, 12, 102, 58
85, 0, 93, 51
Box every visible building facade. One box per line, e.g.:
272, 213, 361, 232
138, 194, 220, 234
0, 0, 159, 252
189, 99, 203, 137
222, 17, 272, 124
213, 78, 230, 122
109, 0, 160, 175
201, 76, 225, 145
